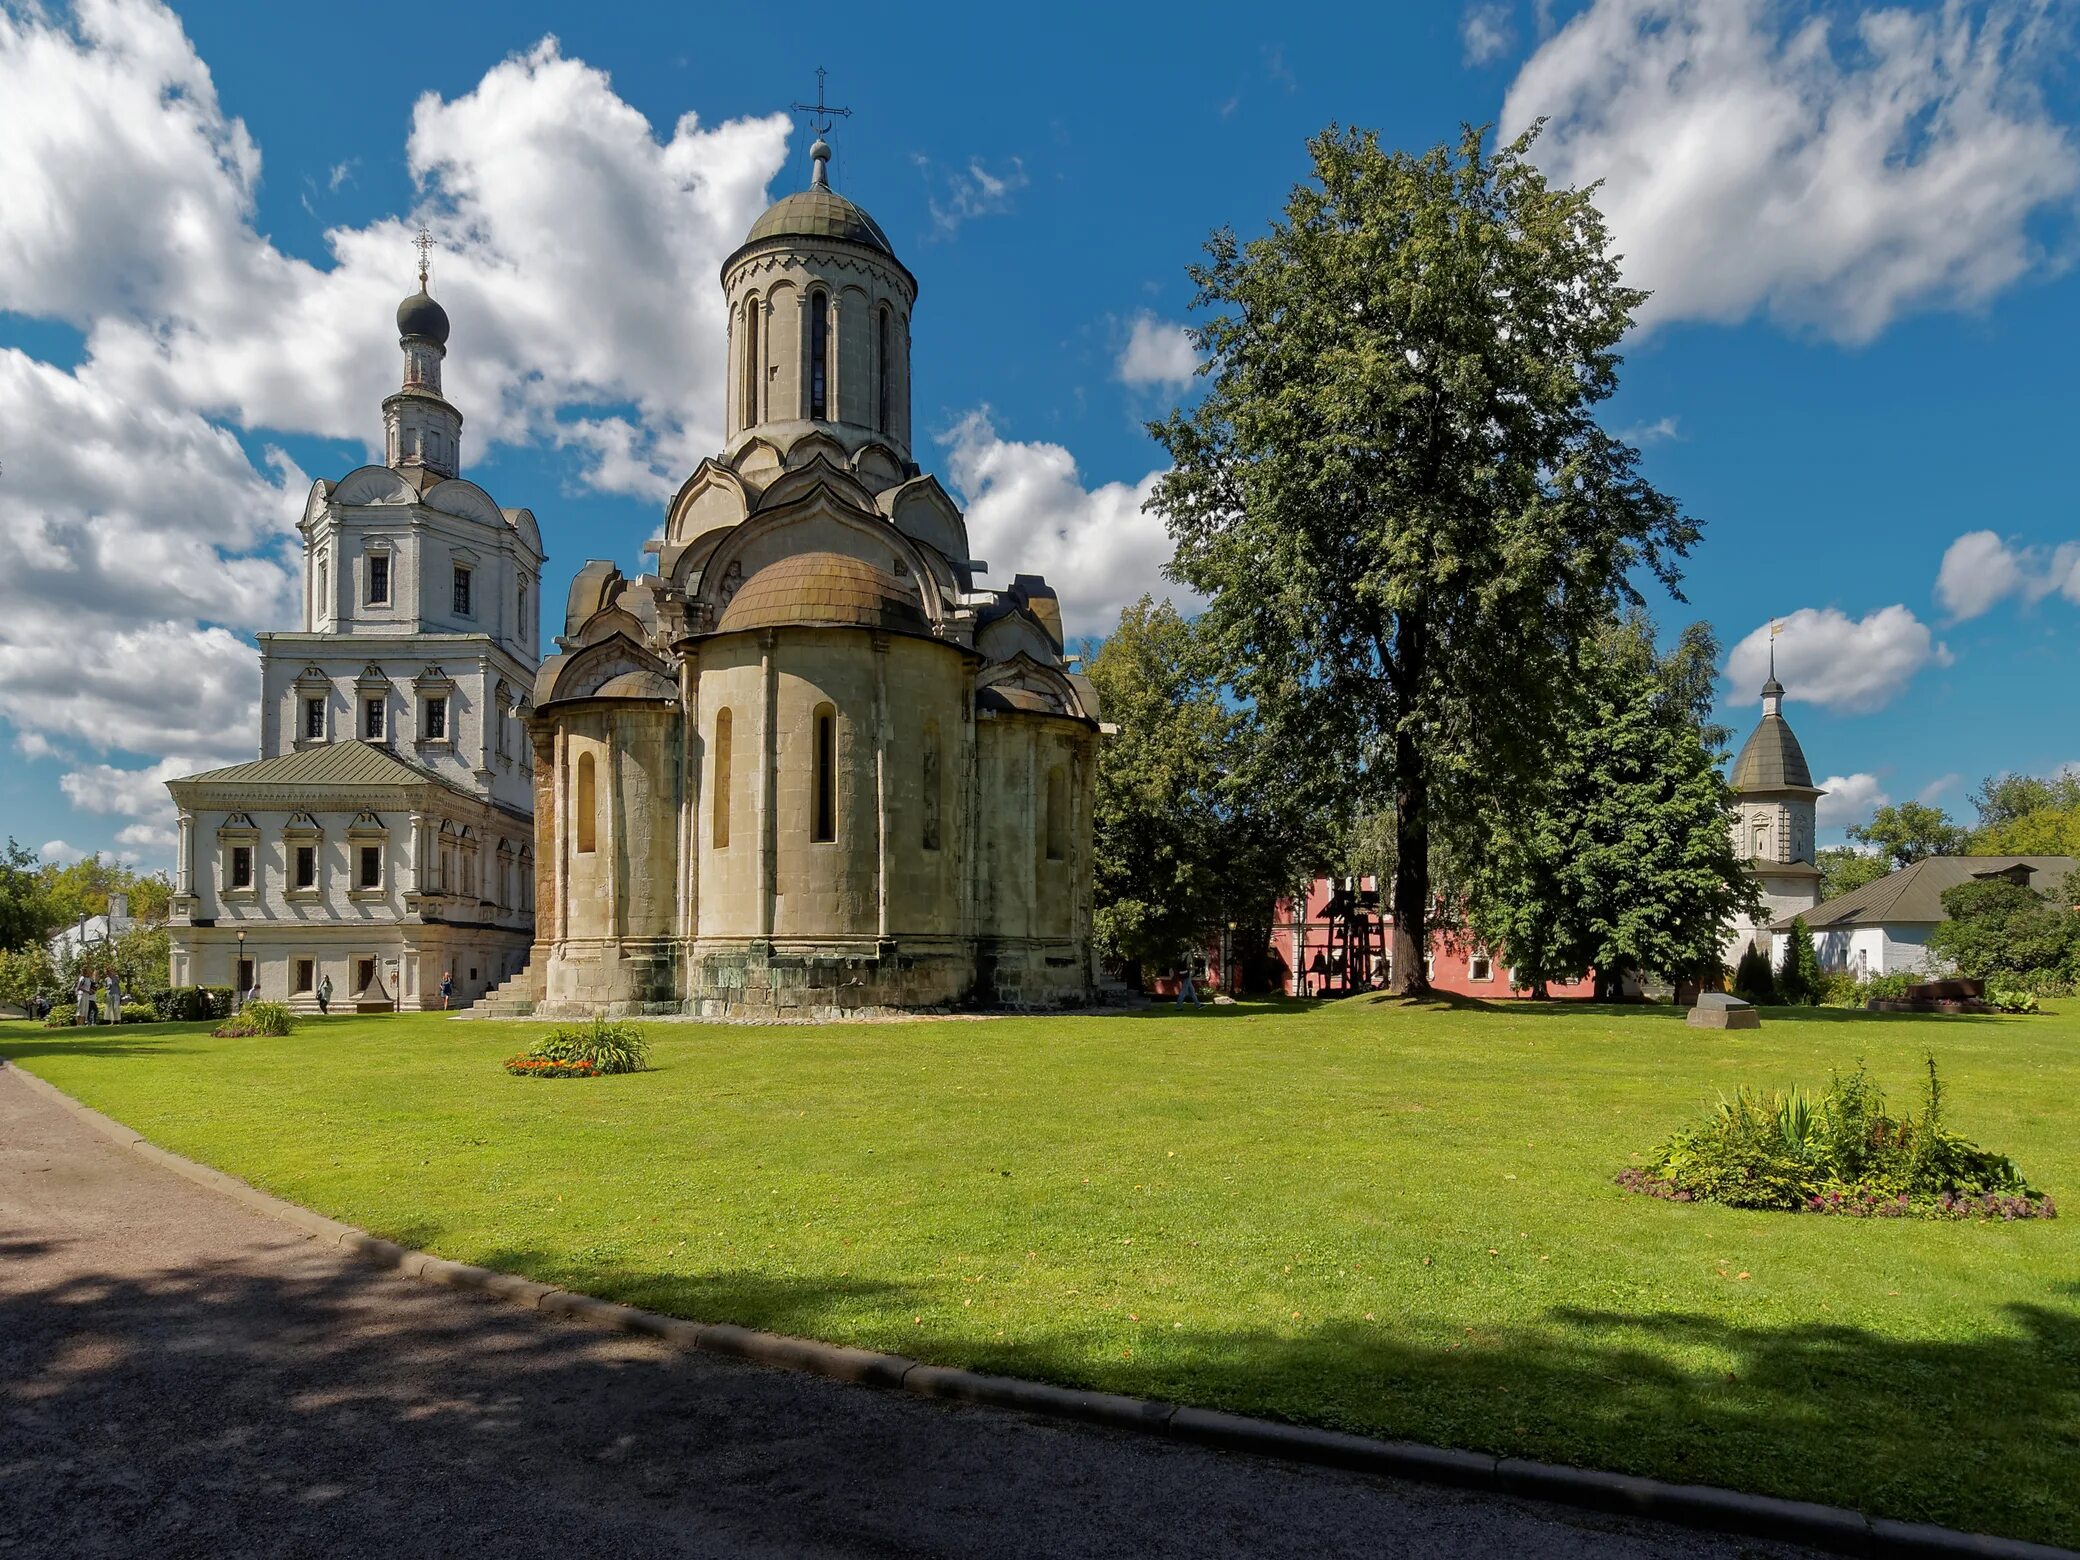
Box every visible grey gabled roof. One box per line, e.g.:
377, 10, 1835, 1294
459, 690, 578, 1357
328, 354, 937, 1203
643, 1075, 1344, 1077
1775, 855, 2080, 932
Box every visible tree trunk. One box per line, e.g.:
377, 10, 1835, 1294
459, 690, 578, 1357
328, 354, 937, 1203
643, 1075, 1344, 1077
1389, 612, 1430, 998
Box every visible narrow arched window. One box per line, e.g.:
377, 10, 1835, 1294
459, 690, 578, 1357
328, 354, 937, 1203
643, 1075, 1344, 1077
712, 709, 732, 849
741, 295, 760, 428
921, 719, 941, 851
809, 291, 828, 421
575, 751, 597, 855
1045, 765, 1068, 861
812, 703, 836, 842
877, 305, 891, 433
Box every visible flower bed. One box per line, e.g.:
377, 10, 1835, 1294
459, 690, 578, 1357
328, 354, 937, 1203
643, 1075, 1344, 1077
502, 1018, 648, 1080
1619, 1057, 2054, 1219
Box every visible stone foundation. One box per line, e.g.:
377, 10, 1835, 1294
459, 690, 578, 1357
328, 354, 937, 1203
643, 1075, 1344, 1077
534, 934, 1095, 1020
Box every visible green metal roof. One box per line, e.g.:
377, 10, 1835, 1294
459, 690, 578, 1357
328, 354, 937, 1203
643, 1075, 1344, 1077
179, 741, 446, 789
1730, 713, 1815, 791
1776, 855, 2080, 931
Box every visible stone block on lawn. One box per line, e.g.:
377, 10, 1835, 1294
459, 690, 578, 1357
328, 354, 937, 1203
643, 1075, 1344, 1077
1686, 992, 1760, 1030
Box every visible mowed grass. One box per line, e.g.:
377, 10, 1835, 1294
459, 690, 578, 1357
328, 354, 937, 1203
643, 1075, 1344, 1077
6, 999, 2077, 1546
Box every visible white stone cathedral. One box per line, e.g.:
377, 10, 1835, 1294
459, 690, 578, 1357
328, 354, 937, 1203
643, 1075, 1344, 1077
164, 263, 544, 1011
1722, 667, 1825, 964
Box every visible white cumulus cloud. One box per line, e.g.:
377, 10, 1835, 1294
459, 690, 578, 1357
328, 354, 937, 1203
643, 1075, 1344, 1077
939, 410, 1194, 641
1726, 605, 1949, 714
1501, 0, 2080, 341
0, 0, 794, 859
1815, 772, 1889, 829
1462, 1, 1517, 65
1116, 314, 1199, 391
1934, 529, 2080, 620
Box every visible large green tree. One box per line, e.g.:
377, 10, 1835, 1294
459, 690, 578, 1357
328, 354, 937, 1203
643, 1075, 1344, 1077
1848, 802, 1966, 870
1150, 124, 1695, 994
1927, 873, 2080, 982
1817, 845, 1891, 904
0, 838, 48, 951
1085, 597, 1323, 983
1464, 617, 1756, 998
1968, 770, 2080, 858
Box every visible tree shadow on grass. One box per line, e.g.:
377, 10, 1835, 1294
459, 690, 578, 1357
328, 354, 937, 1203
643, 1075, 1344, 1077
0, 1030, 212, 1064
7, 1214, 2076, 1553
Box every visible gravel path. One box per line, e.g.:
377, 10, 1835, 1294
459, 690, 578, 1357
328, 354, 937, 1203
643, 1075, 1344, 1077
0, 1063, 1815, 1559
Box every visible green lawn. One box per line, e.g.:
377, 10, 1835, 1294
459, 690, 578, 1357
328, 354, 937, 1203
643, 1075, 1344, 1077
6, 999, 2077, 1546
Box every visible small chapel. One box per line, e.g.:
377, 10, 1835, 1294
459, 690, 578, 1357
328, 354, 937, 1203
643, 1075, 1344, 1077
1722, 663, 1825, 963
523, 128, 1103, 1017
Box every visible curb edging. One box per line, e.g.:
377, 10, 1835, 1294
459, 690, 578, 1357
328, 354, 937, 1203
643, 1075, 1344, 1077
8, 1061, 2072, 1560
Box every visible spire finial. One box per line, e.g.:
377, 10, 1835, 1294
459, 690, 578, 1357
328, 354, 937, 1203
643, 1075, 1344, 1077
413, 224, 434, 292
791, 66, 851, 187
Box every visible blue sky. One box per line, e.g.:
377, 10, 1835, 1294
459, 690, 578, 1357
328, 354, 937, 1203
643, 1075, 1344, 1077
2, 0, 2077, 865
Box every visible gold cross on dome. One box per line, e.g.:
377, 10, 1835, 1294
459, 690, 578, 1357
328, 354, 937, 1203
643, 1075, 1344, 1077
414, 225, 434, 288
790, 67, 852, 136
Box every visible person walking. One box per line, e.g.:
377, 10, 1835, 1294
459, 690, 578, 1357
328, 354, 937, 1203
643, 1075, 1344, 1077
1175, 962, 1203, 1009
74, 971, 96, 1026
104, 971, 122, 1026
316, 974, 332, 1016
438, 968, 454, 1010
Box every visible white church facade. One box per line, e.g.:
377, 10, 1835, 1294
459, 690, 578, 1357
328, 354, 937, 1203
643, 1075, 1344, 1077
164, 264, 544, 1011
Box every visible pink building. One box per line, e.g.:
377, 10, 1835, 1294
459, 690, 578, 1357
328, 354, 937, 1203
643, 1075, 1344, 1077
1258, 875, 1596, 1000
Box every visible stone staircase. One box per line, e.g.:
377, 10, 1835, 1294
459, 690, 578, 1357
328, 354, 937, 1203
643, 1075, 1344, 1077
452, 962, 538, 1020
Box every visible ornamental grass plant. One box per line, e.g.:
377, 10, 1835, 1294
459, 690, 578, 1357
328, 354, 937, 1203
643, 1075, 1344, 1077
211, 1000, 294, 1038
1626, 1056, 2053, 1217
503, 1017, 648, 1079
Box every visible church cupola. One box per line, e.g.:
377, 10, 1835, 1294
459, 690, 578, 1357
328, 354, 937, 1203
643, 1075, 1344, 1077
384, 229, 464, 479
1729, 647, 1824, 868
721, 81, 917, 466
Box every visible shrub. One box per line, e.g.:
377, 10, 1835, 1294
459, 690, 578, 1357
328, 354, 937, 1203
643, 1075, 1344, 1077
1620, 1056, 2053, 1218
1862, 972, 1915, 1003
41, 1004, 74, 1028
154, 986, 234, 1021
36, 1000, 155, 1026
1731, 944, 1776, 1005
504, 1017, 648, 1079
1776, 917, 1821, 1006
212, 1000, 294, 1038
1985, 982, 2041, 1014
1815, 971, 1865, 1008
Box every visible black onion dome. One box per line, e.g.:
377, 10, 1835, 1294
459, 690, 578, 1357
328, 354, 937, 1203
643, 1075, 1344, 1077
397, 287, 450, 345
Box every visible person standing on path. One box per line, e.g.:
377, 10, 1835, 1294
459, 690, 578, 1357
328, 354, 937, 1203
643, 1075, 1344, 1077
1175, 964, 1203, 1009
438, 969, 453, 1010
317, 974, 332, 1016
104, 971, 122, 1026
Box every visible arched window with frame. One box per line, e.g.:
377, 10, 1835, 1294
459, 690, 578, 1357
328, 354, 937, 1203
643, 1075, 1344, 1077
921, 719, 941, 851
575, 751, 597, 855
741, 294, 760, 428
877, 305, 891, 433
812, 703, 837, 842
712, 709, 733, 849
808, 291, 828, 421
1045, 765, 1068, 862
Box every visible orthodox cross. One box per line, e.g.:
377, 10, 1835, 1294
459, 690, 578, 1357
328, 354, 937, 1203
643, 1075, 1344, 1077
414, 225, 434, 289
790, 67, 851, 136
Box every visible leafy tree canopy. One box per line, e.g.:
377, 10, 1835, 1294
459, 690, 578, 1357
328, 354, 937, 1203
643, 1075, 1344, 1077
1085, 597, 1326, 981
1817, 845, 1891, 904
1927, 873, 2080, 983
1150, 122, 1695, 994
1463, 614, 1756, 997
1847, 802, 1967, 870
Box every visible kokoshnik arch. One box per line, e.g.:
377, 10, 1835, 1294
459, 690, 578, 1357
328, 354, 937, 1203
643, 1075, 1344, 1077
525, 129, 1104, 1017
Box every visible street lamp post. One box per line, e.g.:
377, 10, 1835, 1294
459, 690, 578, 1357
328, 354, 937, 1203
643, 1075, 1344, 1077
1227, 921, 1238, 996
235, 928, 246, 1013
